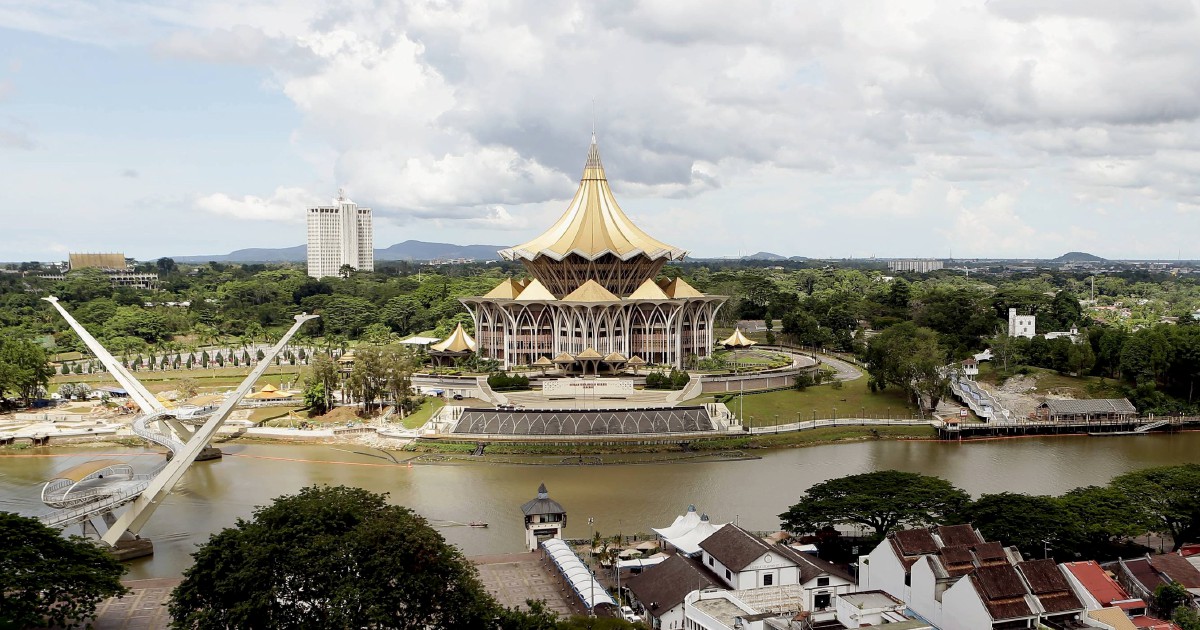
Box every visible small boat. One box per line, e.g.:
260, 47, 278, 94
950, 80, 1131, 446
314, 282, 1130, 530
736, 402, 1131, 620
468, 521, 489, 528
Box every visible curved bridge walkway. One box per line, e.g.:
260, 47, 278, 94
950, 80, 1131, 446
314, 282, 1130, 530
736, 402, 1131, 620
38, 296, 316, 551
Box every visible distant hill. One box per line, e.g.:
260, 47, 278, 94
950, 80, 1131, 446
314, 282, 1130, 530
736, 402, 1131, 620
742, 251, 788, 261
1052, 251, 1106, 263
374, 240, 504, 261
171, 240, 506, 263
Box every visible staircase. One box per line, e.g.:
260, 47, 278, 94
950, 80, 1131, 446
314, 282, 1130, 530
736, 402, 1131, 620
1133, 419, 1168, 433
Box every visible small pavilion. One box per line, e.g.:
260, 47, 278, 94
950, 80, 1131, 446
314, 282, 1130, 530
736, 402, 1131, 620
428, 323, 477, 367
719, 328, 757, 349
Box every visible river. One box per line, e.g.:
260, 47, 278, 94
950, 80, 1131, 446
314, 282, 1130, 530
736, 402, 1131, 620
2, 432, 1198, 580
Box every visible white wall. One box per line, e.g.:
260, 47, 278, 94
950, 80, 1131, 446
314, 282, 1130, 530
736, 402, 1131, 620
860, 541, 912, 604
650, 603, 685, 630
939, 575, 1002, 630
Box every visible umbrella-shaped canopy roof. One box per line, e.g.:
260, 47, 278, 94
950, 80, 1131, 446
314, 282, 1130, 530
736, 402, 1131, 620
627, 355, 647, 365
603, 351, 628, 363
430, 323, 477, 353
553, 352, 577, 364
719, 328, 757, 348
533, 355, 554, 366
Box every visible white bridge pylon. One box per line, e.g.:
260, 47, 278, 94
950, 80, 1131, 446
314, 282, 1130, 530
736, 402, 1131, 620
42, 295, 317, 549
43, 297, 165, 415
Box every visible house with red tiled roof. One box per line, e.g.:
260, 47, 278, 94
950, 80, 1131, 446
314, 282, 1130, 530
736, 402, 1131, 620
861, 525, 1085, 630
1062, 560, 1180, 630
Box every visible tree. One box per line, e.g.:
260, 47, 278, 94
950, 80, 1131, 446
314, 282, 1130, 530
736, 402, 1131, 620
0, 512, 128, 629
1060, 485, 1148, 549
1153, 582, 1192, 620
168, 486, 499, 629
1174, 606, 1200, 630
966, 493, 1081, 559
864, 322, 949, 411
305, 353, 339, 413
779, 470, 969, 539
1110, 464, 1200, 551
1066, 341, 1095, 376
0, 337, 53, 405
347, 346, 387, 411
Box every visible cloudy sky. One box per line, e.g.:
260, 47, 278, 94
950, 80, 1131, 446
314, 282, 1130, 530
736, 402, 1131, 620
3, 1, 1200, 261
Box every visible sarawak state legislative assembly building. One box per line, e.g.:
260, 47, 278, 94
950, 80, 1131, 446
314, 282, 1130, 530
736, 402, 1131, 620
462, 138, 726, 371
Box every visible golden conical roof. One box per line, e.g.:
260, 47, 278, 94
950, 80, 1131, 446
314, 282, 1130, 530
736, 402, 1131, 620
603, 351, 627, 362
484, 278, 523, 299
663, 277, 704, 298
553, 352, 576, 364
431, 323, 477, 353
562, 279, 620, 302
719, 328, 756, 348
627, 355, 647, 365
576, 346, 603, 359
515, 278, 557, 301
533, 355, 554, 366
499, 136, 686, 263
628, 278, 670, 300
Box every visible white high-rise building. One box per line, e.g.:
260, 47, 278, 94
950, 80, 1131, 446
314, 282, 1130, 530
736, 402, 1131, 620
306, 190, 373, 279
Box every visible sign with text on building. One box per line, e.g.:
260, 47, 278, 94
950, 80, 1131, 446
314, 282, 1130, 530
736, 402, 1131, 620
541, 378, 635, 396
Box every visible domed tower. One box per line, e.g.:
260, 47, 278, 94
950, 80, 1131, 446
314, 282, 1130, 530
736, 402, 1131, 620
499, 135, 687, 298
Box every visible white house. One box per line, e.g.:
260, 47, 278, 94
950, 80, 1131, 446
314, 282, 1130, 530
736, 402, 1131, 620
1008, 308, 1036, 338
859, 525, 1083, 630
626, 554, 721, 630
697, 524, 855, 620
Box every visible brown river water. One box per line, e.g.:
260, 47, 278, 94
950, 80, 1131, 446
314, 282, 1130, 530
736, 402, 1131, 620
1, 432, 1198, 580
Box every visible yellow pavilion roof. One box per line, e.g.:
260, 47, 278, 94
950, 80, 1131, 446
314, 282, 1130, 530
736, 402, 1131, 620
628, 278, 670, 300
663, 277, 704, 298
720, 328, 757, 348
430, 323, 477, 353
562, 279, 620, 302
603, 351, 627, 362
532, 355, 554, 366
515, 278, 558, 301
576, 347, 603, 359
483, 278, 524, 299
553, 352, 576, 363
499, 136, 686, 263
627, 355, 647, 365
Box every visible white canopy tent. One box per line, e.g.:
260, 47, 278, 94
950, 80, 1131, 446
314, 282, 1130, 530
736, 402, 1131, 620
666, 519, 724, 556
399, 335, 441, 346
652, 504, 702, 539
542, 539, 616, 610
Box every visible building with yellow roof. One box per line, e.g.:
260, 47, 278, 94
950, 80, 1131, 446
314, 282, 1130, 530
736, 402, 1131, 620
461, 135, 726, 369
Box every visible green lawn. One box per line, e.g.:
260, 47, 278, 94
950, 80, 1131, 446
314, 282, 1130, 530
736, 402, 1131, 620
401, 398, 446, 429
51, 366, 306, 392
719, 377, 919, 426
977, 363, 1123, 399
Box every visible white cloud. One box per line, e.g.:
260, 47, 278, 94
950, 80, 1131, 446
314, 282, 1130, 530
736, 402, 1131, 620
7, 0, 1200, 257
194, 186, 320, 223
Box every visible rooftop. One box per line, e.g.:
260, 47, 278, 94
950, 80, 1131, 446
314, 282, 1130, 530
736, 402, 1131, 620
500, 137, 685, 264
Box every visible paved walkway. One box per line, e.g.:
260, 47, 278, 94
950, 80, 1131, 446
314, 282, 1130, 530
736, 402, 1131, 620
816, 352, 864, 382
70, 578, 179, 630
473, 552, 579, 616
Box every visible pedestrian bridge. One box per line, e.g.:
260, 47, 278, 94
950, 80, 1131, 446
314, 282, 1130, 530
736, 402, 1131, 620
35, 296, 316, 556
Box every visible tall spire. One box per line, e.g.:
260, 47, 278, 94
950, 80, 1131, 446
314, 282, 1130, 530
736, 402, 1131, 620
583, 133, 605, 180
